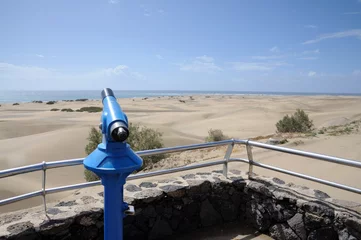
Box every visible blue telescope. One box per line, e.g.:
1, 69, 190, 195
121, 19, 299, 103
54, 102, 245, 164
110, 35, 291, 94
83, 88, 143, 240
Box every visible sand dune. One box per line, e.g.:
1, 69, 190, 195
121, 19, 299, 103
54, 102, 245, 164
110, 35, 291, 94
1, 95, 361, 213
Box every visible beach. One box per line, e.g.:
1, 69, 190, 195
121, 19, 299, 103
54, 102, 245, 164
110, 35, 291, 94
1, 94, 361, 213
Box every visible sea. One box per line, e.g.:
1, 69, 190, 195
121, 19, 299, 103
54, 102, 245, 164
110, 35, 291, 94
0, 90, 360, 103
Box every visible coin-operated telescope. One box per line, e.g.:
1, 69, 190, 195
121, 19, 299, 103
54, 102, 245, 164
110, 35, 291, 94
84, 88, 143, 240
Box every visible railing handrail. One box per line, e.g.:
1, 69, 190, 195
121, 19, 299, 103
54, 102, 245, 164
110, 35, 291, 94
1, 139, 361, 213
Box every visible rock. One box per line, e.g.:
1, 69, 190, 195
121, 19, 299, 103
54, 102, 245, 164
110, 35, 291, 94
338, 228, 358, 240
246, 181, 274, 197
313, 190, 330, 199
303, 201, 334, 219
232, 179, 247, 190
304, 212, 331, 231
182, 174, 196, 179
200, 199, 222, 227
39, 218, 73, 237
288, 213, 307, 240
219, 200, 238, 222
267, 138, 287, 145
197, 172, 211, 176
133, 189, 164, 203
148, 218, 173, 240
269, 223, 300, 240
55, 200, 77, 207
139, 182, 157, 188
230, 169, 241, 175
345, 217, 361, 239
308, 227, 338, 240
273, 177, 285, 185
246, 200, 271, 231
81, 196, 98, 204
0, 212, 27, 225
47, 208, 64, 215
142, 205, 157, 218
7, 221, 35, 237
125, 184, 142, 192
160, 185, 186, 198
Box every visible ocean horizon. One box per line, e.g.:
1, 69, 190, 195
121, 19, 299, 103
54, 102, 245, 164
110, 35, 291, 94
0, 90, 361, 103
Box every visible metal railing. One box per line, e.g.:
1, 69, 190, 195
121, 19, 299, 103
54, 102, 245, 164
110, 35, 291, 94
1, 139, 361, 215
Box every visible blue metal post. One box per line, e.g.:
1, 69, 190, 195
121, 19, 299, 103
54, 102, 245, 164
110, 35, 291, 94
84, 88, 143, 240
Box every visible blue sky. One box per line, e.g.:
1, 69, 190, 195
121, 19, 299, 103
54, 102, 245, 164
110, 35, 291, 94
0, 0, 361, 93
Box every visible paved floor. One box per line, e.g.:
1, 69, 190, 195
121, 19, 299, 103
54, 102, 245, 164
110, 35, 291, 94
173, 222, 273, 240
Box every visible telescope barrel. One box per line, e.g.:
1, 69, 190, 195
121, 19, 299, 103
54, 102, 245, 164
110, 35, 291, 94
101, 88, 129, 142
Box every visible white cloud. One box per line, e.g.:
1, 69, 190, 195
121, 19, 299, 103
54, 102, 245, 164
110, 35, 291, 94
252, 55, 284, 60
36, 54, 44, 58
0, 62, 145, 90
179, 56, 222, 73
298, 57, 318, 60
303, 29, 361, 44
196, 55, 214, 62
109, 0, 118, 4
343, 11, 361, 15
269, 46, 279, 52
156, 54, 164, 60
158, 9, 165, 14
305, 25, 318, 29
230, 62, 288, 71
302, 49, 320, 55
308, 71, 316, 77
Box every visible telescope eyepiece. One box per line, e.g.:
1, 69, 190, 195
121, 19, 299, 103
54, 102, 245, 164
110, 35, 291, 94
112, 127, 129, 142
110, 122, 129, 142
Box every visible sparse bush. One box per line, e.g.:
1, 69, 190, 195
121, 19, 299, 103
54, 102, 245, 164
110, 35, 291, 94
32, 101, 43, 103
205, 129, 229, 142
61, 108, 74, 112
77, 107, 102, 113
276, 109, 314, 133
179, 100, 186, 103
50, 108, 60, 111
46, 101, 57, 105
76, 98, 88, 102
13, 103, 19, 105
84, 123, 164, 181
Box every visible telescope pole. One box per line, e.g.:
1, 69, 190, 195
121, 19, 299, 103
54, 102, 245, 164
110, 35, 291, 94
103, 175, 124, 240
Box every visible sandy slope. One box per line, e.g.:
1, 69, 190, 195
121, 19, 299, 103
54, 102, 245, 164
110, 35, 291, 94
1, 95, 361, 213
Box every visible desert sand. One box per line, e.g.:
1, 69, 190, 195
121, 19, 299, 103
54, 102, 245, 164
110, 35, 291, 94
1, 95, 361, 214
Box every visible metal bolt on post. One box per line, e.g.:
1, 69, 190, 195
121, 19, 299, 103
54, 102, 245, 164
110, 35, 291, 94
84, 88, 143, 240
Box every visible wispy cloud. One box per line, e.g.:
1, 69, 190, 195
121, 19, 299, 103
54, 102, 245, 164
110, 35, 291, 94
156, 54, 164, 60
158, 9, 165, 14
308, 71, 316, 77
269, 46, 279, 53
298, 57, 318, 60
252, 55, 284, 60
179, 55, 222, 73
302, 49, 320, 55
36, 54, 44, 58
230, 62, 288, 72
343, 11, 361, 15
303, 29, 361, 44
109, 0, 119, 4
305, 25, 318, 29
0, 62, 145, 89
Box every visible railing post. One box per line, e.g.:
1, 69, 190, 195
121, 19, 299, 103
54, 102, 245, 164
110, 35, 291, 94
223, 140, 234, 178
246, 140, 254, 179
42, 161, 47, 215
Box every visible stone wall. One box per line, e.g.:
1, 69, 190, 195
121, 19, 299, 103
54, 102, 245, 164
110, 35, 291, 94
1, 170, 361, 240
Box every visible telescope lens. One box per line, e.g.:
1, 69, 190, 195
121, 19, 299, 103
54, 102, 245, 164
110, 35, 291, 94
111, 127, 129, 142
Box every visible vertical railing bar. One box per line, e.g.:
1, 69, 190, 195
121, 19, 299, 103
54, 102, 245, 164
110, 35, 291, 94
246, 140, 254, 179
42, 161, 47, 215
222, 140, 235, 178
